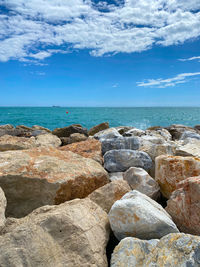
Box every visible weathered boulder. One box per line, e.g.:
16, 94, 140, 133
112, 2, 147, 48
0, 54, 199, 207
94, 128, 121, 140
69, 133, 87, 143
34, 133, 61, 147
0, 124, 14, 130
166, 176, 200, 235
101, 137, 140, 155
194, 125, 200, 131
166, 124, 196, 140
155, 155, 200, 198
111, 233, 200, 267
115, 126, 134, 135
32, 125, 51, 133
111, 237, 158, 267
52, 125, 88, 138
0, 187, 6, 230
88, 122, 109, 136
123, 167, 160, 199
60, 137, 71, 146
176, 138, 200, 158
123, 128, 145, 137
104, 149, 153, 172
0, 147, 109, 217
0, 198, 110, 267
88, 180, 131, 213
109, 172, 123, 181
59, 138, 103, 164
108, 190, 179, 241
180, 130, 200, 140
145, 128, 172, 141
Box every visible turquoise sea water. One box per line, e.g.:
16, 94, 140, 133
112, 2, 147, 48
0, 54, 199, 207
0, 107, 200, 130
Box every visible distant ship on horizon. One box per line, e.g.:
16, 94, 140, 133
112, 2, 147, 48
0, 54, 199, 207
52, 105, 61, 108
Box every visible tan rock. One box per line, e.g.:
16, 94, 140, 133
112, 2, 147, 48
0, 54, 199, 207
166, 176, 200, 235
0, 198, 110, 267
88, 180, 131, 213
69, 133, 87, 143
35, 133, 61, 147
0, 187, 6, 230
32, 125, 51, 133
155, 155, 200, 198
59, 138, 103, 164
88, 122, 109, 136
0, 147, 109, 217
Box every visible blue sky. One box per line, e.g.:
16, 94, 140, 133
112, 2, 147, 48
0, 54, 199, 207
0, 0, 200, 107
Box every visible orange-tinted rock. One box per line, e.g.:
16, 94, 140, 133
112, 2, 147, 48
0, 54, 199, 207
166, 177, 200, 235
59, 138, 103, 164
155, 155, 200, 198
0, 147, 109, 218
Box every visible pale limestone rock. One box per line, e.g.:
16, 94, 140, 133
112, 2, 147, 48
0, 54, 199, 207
0, 198, 110, 267
88, 180, 131, 213
166, 176, 200, 235
155, 155, 200, 198
0, 187, 6, 230
0, 147, 109, 217
108, 190, 179, 241
32, 125, 51, 133
176, 138, 200, 158
94, 128, 121, 140
123, 128, 145, 137
123, 167, 160, 199
35, 133, 61, 147
69, 133, 87, 143
109, 172, 123, 181
145, 128, 172, 141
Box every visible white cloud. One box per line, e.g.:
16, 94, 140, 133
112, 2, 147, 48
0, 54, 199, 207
137, 72, 200, 88
179, 56, 200, 62
0, 0, 200, 62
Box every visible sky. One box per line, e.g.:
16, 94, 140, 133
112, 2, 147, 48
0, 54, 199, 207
0, 0, 200, 107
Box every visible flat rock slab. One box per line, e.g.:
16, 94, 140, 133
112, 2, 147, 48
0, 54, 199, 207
104, 149, 153, 172
111, 233, 200, 267
0, 147, 109, 218
166, 176, 200, 235
0, 198, 110, 267
155, 155, 200, 198
108, 190, 179, 241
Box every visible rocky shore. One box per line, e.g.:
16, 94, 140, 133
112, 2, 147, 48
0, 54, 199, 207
0, 122, 200, 266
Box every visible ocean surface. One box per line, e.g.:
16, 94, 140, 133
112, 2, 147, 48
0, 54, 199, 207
0, 107, 200, 130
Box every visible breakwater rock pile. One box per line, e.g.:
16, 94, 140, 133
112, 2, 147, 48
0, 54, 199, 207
0, 122, 200, 266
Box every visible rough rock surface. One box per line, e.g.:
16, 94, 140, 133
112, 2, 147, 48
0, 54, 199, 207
180, 130, 200, 140
111, 233, 200, 267
0, 198, 110, 267
109, 172, 124, 181
166, 124, 196, 140
166, 176, 200, 235
59, 138, 103, 164
34, 133, 61, 147
123, 128, 145, 137
88, 122, 109, 136
145, 128, 172, 141
104, 149, 153, 172
123, 167, 160, 199
0, 187, 6, 230
155, 155, 200, 198
0, 147, 109, 217
176, 139, 200, 158
94, 128, 121, 140
101, 137, 140, 155
88, 180, 131, 213
69, 133, 87, 143
32, 125, 51, 133
111, 237, 158, 267
108, 190, 179, 241
52, 125, 88, 137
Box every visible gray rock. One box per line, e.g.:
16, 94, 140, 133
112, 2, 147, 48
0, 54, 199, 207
108, 190, 179, 241
123, 167, 160, 199
111, 233, 200, 267
180, 131, 200, 140
0, 187, 6, 230
109, 172, 124, 181
101, 137, 140, 155
176, 138, 200, 158
123, 128, 145, 137
145, 128, 172, 141
104, 149, 153, 172
166, 124, 196, 140
94, 128, 121, 140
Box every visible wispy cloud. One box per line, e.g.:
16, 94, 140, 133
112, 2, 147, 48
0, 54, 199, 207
0, 0, 200, 62
137, 72, 200, 88
179, 56, 200, 62
112, 83, 119, 88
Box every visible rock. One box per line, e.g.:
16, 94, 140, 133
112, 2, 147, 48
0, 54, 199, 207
101, 137, 140, 155
88, 180, 131, 213
0, 147, 109, 217
59, 138, 103, 164
194, 124, 200, 131
111, 237, 159, 267
60, 137, 71, 146
94, 128, 121, 140
35, 133, 62, 147
108, 190, 179, 241
69, 133, 87, 143
0, 187, 6, 230
139, 135, 165, 145
176, 138, 200, 158
0, 128, 22, 137
145, 128, 172, 141
88, 122, 109, 136
115, 126, 134, 135
0, 198, 110, 267
166, 124, 196, 140
123, 128, 145, 137
123, 167, 160, 199
16, 125, 33, 131
109, 172, 124, 181
155, 155, 200, 198
32, 125, 51, 133
111, 233, 200, 267
104, 149, 153, 172
180, 130, 200, 140
0, 124, 14, 130
52, 125, 88, 138
166, 176, 200, 235
0, 135, 35, 151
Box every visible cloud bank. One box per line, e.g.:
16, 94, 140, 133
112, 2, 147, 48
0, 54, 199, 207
0, 0, 200, 62
137, 72, 200, 88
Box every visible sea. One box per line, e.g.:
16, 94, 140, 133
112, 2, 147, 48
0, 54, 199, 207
0, 107, 200, 130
